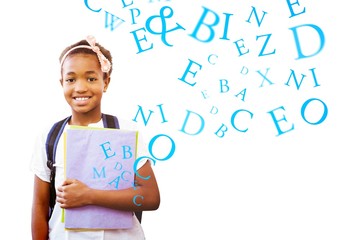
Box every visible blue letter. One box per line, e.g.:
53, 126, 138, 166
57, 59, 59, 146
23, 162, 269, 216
256, 34, 276, 56
121, 170, 132, 181
133, 195, 144, 206
245, 6, 267, 27
134, 156, 156, 180
208, 54, 218, 65
268, 106, 294, 136
121, 0, 133, 8
220, 13, 233, 40
130, 8, 141, 25
220, 79, 230, 93
234, 88, 247, 102
179, 110, 205, 135
286, 0, 306, 18
100, 141, 116, 159
284, 69, 306, 90
148, 134, 176, 161
178, 59, 202, 86
114, 162, 123, 171
257, 68, 273, 87
234, 39, 249, 56
189, 7, 219, 42
214, 124, 228, 138
130, 27, 154, 54
84, 0, 101, 12
157, 104, 168, 123
132, 105, 154, 126
109, 176, 120, 189
122, 145, 133, 159
301, 98, 328, 125
289, 24, 325, 60
93, 166, 106, 179
105, 11, 126, 31
284, 68, 320, 90
231, 109, 253, 133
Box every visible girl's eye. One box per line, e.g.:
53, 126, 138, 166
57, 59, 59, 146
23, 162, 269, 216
65, 78, 75, 83
88, 77, 97, 82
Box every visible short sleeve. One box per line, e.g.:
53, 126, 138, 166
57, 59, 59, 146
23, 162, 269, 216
29, 124, 53, 182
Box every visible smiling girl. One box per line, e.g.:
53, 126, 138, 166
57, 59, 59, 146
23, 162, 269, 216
31, 36, 160, 240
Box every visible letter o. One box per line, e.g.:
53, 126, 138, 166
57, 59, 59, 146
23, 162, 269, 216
148, 134, 176, 161
301, 98, 328, 125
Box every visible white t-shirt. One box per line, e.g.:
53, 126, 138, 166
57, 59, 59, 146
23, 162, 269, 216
30, 117, 148, 240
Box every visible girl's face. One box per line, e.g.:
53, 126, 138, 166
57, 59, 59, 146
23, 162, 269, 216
61, 53, 109, 118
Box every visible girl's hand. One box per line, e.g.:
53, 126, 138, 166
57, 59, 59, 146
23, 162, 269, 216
56, 179, 91, 208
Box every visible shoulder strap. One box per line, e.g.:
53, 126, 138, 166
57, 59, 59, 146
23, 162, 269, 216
46, 114, 142, 223
46, 116, 71, 218
102, 113, 119, 128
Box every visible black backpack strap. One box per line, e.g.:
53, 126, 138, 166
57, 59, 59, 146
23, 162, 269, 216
46, 116, 71, 218
134, 210, 143, 224
102, 113, 119, 128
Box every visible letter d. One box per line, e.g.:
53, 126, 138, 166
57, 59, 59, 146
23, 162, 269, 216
289, 24, 325, 60
179, 110, 205, 135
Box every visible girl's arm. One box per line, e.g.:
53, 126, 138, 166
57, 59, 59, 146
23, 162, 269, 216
31, 175, 50, 240
57, 160, 160, 211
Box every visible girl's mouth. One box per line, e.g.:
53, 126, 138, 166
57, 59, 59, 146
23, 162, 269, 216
74, 97, 90, 101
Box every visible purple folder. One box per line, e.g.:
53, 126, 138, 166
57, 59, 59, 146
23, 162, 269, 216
64, 127, 137, 229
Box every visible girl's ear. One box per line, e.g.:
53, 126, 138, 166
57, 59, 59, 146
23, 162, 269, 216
59, 78, 63, 86
104, 76, 111, 92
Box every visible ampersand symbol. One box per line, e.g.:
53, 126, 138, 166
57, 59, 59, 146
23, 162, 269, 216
145, 6, 185, 47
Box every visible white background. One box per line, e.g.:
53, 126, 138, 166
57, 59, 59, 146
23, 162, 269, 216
1, 0, 359, 239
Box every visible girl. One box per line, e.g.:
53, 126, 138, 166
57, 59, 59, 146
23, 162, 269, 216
31, 35, 160, 240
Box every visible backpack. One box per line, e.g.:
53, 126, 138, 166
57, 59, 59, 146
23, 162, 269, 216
45, 113, 142, 223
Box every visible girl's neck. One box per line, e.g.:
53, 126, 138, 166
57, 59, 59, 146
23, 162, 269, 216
69, 112, 102, 126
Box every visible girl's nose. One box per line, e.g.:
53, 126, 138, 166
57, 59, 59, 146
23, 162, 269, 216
74, 79, 88, 92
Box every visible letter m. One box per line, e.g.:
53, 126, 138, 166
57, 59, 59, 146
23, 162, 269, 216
93, 166, 106, 179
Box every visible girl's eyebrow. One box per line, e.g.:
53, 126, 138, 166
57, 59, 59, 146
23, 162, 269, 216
85, 71, 97, 74
64, 71, 97, 76
64, 71, 76, 75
